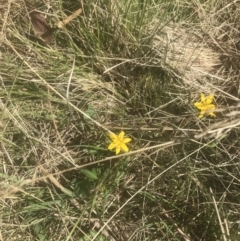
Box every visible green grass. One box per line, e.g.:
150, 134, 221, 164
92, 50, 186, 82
1, 0, 240, 240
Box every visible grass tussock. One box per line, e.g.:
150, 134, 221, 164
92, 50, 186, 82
0, 0, 240, 240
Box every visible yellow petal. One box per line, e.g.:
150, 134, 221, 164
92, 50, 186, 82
120, 143, 129, 152
108, 143, 116, 150
206, 104, 215, 110
123, 138, 131, 144
209, 112, 216, 118
118, 131, 125, 140
206, 94, 214, 104
194, 102, 203, 109
201, 106, 208, 111
199, 110, 205, 119
200, 94, 205, 102
115, 147, 121, 155
109, 132, 117, 140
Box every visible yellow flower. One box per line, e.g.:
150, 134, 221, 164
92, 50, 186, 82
108, 131, 131, 155
194, 93, 216, 119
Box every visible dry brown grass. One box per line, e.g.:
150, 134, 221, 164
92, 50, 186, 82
1, 0, 240, 241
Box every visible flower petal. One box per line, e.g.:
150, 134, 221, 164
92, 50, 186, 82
120, 143, 129, 152
200, 94, 205, 102
123, 138, 131, 144
206, 94, 214, 104
199, 110, 205, 119
206, 104, 215, 110
118, 131, 125, 140
194, 102, 203, 108
115, 147, 121, 155
208, 112, 216, 117
108, 143, 116, 150
109, 132, 117, 140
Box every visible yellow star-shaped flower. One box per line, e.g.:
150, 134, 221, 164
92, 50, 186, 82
108, 131, 131, 155
194, 93, 216, 119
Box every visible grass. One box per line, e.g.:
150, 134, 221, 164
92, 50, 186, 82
1, 0, 240, 240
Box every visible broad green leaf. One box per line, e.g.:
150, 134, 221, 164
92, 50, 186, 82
81, 169, 98, 180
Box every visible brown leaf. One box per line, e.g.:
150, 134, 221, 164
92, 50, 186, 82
24, 0, 53, 44
29, 10, 54, 44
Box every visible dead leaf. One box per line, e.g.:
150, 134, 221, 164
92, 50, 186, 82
29, 10, 54, 44
24, 0, 82, 45
24, 0, 53, 44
